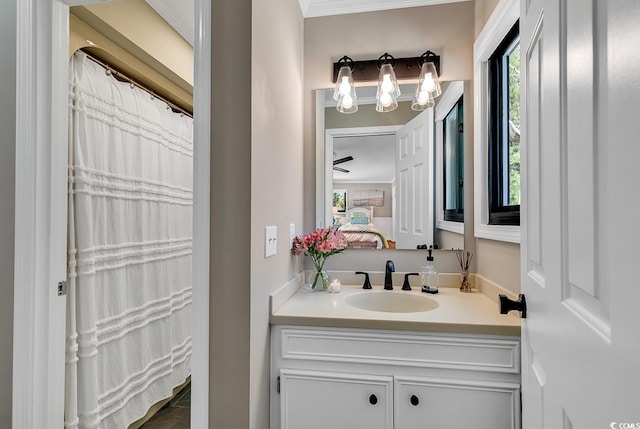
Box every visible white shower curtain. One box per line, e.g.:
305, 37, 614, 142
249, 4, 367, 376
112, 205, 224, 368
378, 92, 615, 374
65, 52, 193, 429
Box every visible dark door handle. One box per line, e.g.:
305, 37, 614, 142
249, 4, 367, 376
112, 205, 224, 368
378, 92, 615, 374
499, 294, 527, 318
369, 394, 378, 405
410, 395, 419, 406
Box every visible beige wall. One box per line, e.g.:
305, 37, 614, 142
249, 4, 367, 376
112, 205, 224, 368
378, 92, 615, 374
475, 0, 503, 37
437, 229, 464, 250
209, 0, 252, 426
305, 2, 475, 273
305, 2, 475, 232
0, 0, 16, 422
475, 239, 521, 291
252, 0, 305, 427
473, 0, 521, 294
307, 2, 520, 293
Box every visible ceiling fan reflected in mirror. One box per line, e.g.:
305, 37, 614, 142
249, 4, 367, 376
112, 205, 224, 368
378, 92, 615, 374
333, 155, 353, 173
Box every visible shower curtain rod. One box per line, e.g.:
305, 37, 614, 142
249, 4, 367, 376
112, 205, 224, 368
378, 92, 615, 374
81, 49, 193, 118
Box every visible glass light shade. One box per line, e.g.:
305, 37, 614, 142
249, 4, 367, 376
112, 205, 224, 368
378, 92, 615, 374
337, 93, 358, 114
411, 87, 435, 111
416, 62, 442, 98
376, 63, 400, 113
333, 66, 358, 113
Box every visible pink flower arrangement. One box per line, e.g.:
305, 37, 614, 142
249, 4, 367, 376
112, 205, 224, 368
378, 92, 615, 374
291, 227, 348, 289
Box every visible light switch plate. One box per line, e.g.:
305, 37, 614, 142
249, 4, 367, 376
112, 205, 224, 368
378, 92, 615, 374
265, 226, 277, 257
289, 223, 296, 246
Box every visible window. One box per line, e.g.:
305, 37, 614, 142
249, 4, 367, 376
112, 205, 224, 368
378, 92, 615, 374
443, 96, 464, 223
488, 21, 520, 225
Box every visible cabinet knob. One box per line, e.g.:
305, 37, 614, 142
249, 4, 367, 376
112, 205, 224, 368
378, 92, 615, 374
410, 395, 419, 406
369, 394, 378, 405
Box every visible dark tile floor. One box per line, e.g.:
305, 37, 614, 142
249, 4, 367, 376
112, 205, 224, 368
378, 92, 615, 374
141, 383, 190, 429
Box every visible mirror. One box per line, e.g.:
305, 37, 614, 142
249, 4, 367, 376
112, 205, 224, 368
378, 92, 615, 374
316, 81, 466, 250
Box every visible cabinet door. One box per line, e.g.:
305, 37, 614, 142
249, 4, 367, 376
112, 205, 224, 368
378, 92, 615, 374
395, 377, 521, 429
280, 369, 393, 429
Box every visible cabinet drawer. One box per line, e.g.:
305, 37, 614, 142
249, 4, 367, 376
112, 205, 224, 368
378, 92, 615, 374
394, 376, 521, 429
279, 369, 393, 429
279, 327, 520, 373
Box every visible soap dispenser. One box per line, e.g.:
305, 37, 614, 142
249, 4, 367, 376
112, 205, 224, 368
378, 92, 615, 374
421, 247, 439, 294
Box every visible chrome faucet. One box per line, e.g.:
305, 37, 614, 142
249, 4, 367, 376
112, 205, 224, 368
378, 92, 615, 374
384, 260, 395, 290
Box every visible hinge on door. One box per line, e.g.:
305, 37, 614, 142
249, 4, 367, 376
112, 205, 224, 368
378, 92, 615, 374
57, 280, 67, 296
277, 376, 280, 394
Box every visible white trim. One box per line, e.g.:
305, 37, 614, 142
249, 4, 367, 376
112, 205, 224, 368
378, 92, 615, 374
435, 80, 464, 121
315, 90, 327, 228
14, 1, 70, 426
320, 126, 401, 228
473, 0, 520, 244
14, 1, 211, 426
434, 81, 465, 237
298, 0, 471, 18
191, 0, 211, 427
13, 1, 38, 426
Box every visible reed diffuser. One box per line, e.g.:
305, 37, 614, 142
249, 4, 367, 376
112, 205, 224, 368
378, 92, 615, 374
455, 249, 473, 293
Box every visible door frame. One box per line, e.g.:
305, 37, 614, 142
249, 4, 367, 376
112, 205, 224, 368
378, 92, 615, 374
12, 0, 210, 426
321, 126, 401, 228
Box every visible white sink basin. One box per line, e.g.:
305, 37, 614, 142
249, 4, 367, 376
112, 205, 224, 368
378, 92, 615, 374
344, 291, 439, 313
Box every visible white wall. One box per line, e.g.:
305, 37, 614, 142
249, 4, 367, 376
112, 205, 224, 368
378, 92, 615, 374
0, 0, 16, 422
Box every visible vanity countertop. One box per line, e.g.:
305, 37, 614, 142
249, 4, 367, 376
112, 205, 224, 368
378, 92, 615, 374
270, 284, 521, 336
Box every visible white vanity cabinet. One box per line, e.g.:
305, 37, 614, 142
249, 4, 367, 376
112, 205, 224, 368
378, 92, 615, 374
394, 377, 519, 428
279, 369, 393, 429
271, 325, 521, 429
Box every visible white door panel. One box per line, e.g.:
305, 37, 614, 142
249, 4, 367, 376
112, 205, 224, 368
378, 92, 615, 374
520, 0, 640, 427
395, 109, 434, 249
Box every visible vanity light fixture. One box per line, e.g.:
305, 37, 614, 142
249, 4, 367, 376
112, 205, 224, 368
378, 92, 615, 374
333, 56, 358, 114
375, 53, 401, 113
332, 51, 442, 114
411, 51, 442, 111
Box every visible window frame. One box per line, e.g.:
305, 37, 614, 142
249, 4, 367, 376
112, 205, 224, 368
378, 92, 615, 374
488, 21, 520, 226
435, 80, 465, 236
443, 96, 465, 223
473, 0, 521, 243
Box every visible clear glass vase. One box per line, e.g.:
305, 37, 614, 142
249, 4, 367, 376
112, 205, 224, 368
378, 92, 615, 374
307, 269, 330, 291
459, 270, 472, 293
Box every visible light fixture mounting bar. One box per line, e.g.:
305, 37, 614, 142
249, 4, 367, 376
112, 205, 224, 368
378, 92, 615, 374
332, 54, 440, 83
